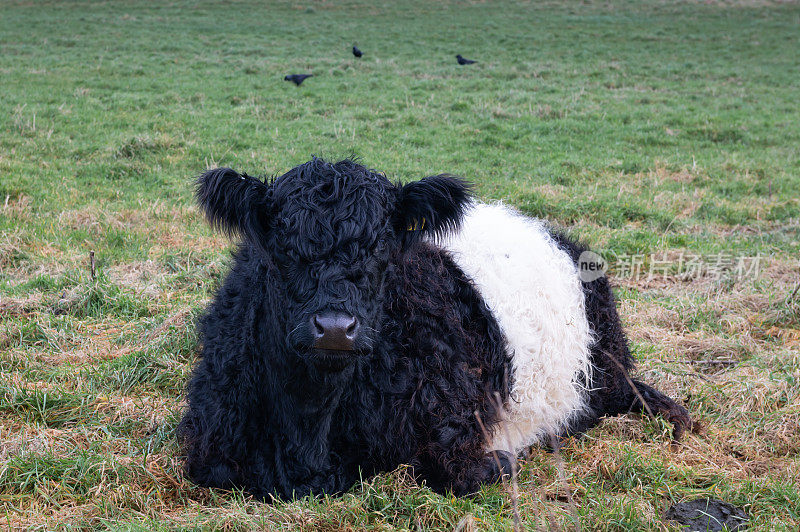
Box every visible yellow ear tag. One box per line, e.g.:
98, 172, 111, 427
407, 218, 426, 231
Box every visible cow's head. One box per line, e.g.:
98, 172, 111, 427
196, 158, 472, 370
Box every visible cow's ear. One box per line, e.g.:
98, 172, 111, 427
397, 174, 473, 241
195, 167, 271, 244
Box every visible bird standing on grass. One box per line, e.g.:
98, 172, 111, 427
456, 54, 476, 65
284, 74, 313, 86
352, 45, 363, 58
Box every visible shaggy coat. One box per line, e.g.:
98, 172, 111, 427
179, 158, 694, 499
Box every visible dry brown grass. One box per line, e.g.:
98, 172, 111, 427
1, 194, 32, 223
0, 294, 43, 319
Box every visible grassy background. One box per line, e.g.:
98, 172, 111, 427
1, 0, 799, 529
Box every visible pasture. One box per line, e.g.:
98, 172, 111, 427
1, 0, 799, 529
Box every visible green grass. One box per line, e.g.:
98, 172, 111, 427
1, 0, 799, 529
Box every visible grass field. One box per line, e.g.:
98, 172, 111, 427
1, 0, 799, 529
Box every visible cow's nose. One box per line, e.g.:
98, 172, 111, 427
311, 312, 359, 351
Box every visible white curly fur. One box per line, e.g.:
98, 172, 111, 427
436, 202, 593, 453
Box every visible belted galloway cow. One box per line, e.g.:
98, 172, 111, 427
178, 157, 694, 499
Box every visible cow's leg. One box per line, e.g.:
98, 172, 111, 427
178, 370, 262, 491
561, 374, 695, 442
481, 449, 517, 479
620, 378, 696, 439
418, 443, 517, 495
409, 411, 518, 496
566, 345, 697, 440
558, 267, 696, 440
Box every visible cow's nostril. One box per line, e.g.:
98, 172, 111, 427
310, 312, 359, 351
312, 315, 325, 337
345, 317, 358, 338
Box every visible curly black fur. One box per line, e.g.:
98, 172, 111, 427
195, 168, 272, 253
397, 174, 473, 246
179, 158, 510, 499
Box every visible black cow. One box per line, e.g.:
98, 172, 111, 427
178, 157, 694, 499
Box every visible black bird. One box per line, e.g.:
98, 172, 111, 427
456, 54, 476, 65
284, 74, 313, 86
352, 45, 363, 58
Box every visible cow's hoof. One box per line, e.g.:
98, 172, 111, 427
483, 450, 517, 480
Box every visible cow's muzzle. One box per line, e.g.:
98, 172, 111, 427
310, 312, 360, 352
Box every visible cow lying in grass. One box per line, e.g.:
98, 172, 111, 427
178, 157, 694, 499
